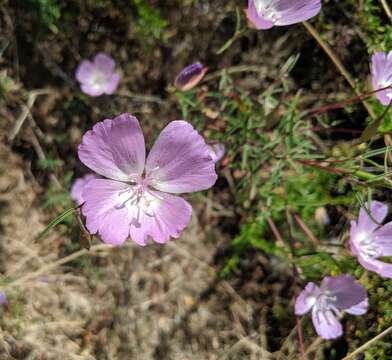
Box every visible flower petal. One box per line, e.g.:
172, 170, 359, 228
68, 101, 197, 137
357, 201, 388, 234
371, 51, 392, 106
78, 114, 146, 182
75, 60, 94, 83
312, 307, 343, 340
247, 0, 274, 29
81, 83, 105, 97
373, 222, 392, 256
146, 121, 217, 193
81, 179, 132, 246
358, 255, 392, 279
129, 191, 192, 246
209, 143, 226, 163
295, 282, 320, 315
273, 0, 322, 26
70, 173, 99, 205
104, 73, 121, 95
345, 298, 368, 316
320, 275, 367, 310
94, 53, 116, 74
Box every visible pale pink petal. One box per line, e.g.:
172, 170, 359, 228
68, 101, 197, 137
104, 73, 121, 95
371, 51, 392, 106
346, 298, 368, 316
349, 220, 360, 256
358, 255, 392, 279
94, 53, 116, 74
70, 173, 99, 205
146, 121, 217, 193
209, 143, 225, 163
295, 282, 319, 315
75, 60, 94, 83
321, 275, 367, 310
274, 0, 322, 26
373, 222, 392, 256
81, 83, 105, 97
312, 308, 343, 340
357, 201, 388, 234
81, 179, 131, 246
247, 0, 274, 29
129, 191, 192, 246
78, 114, 146, 182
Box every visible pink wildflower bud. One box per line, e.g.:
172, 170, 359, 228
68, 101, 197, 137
174, 63, 208, 91
295, 275, 368, 340
247, 0, 321, 30
75, 53, 120, 97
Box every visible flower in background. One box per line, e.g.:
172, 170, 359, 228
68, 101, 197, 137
71, 174, 99, 205
247, 0, 321, 30
371, 51, 392, 106
349, 201, 392, 278
0, 291, 7, 305
208, 143, 225, 164
75, 53, 120, 97
295, 275, 368, 340
78, 113, 217, 246
174, 63, 208, 91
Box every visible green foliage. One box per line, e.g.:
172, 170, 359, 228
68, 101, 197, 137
23, 0, 61, 33
130, 0, 168, 43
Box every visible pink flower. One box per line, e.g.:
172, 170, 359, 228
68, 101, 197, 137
70, 174, 99, 205
174, 63, 208, 91
371, 51, 392, 106
295, 275, 368, 340
247, 0, 321, 30
78, 113, 217, 246
208, 143, 225, 163
350, 201, 392, 278
75, 53, 120, 97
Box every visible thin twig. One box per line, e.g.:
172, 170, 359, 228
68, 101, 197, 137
302, 21, 375, 119
341, 326, 392, 360
293, 213, 320, 247
380, 0, 392, 21
4, 244, 110, 290
296, 317, 308, 360
8, 89, 50, 142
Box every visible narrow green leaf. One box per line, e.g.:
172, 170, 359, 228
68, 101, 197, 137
36, 207, 77, 240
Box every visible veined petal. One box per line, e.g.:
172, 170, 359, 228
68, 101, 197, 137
146, 121, 217, 193
321, 275, 367, 310
70, 173, 99, 205
273, 0, 321, 26
358, 254, 392, 279
129, 191, 192, 246
312, 307, 343, 340
104, 73, 121, 95
78, 114, 146, 181
81, 179, 132, 246
295, 282, 319, 315
247, 0, 274, 29
357, 201, 388, 234
346, 298, 368, 316
75, 60, 94, 84
373, 222, 392, 256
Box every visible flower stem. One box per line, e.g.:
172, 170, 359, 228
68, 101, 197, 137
380, 0, 392, 21
302, 21, 376, 119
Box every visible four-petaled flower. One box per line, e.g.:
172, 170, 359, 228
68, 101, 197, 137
174, 63, 208, 91
247, 0, 321, 30
78, 113, 217, 246
371, 51, 392, 106
295, 275, 368, 340
76, 53, 120, 97
350, 201, 392, 278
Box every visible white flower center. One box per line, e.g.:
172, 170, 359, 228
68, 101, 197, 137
315, 293, 340, 317
355, 232, 381, 258
254, 0, 278, 21
89, 69, 109, 90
